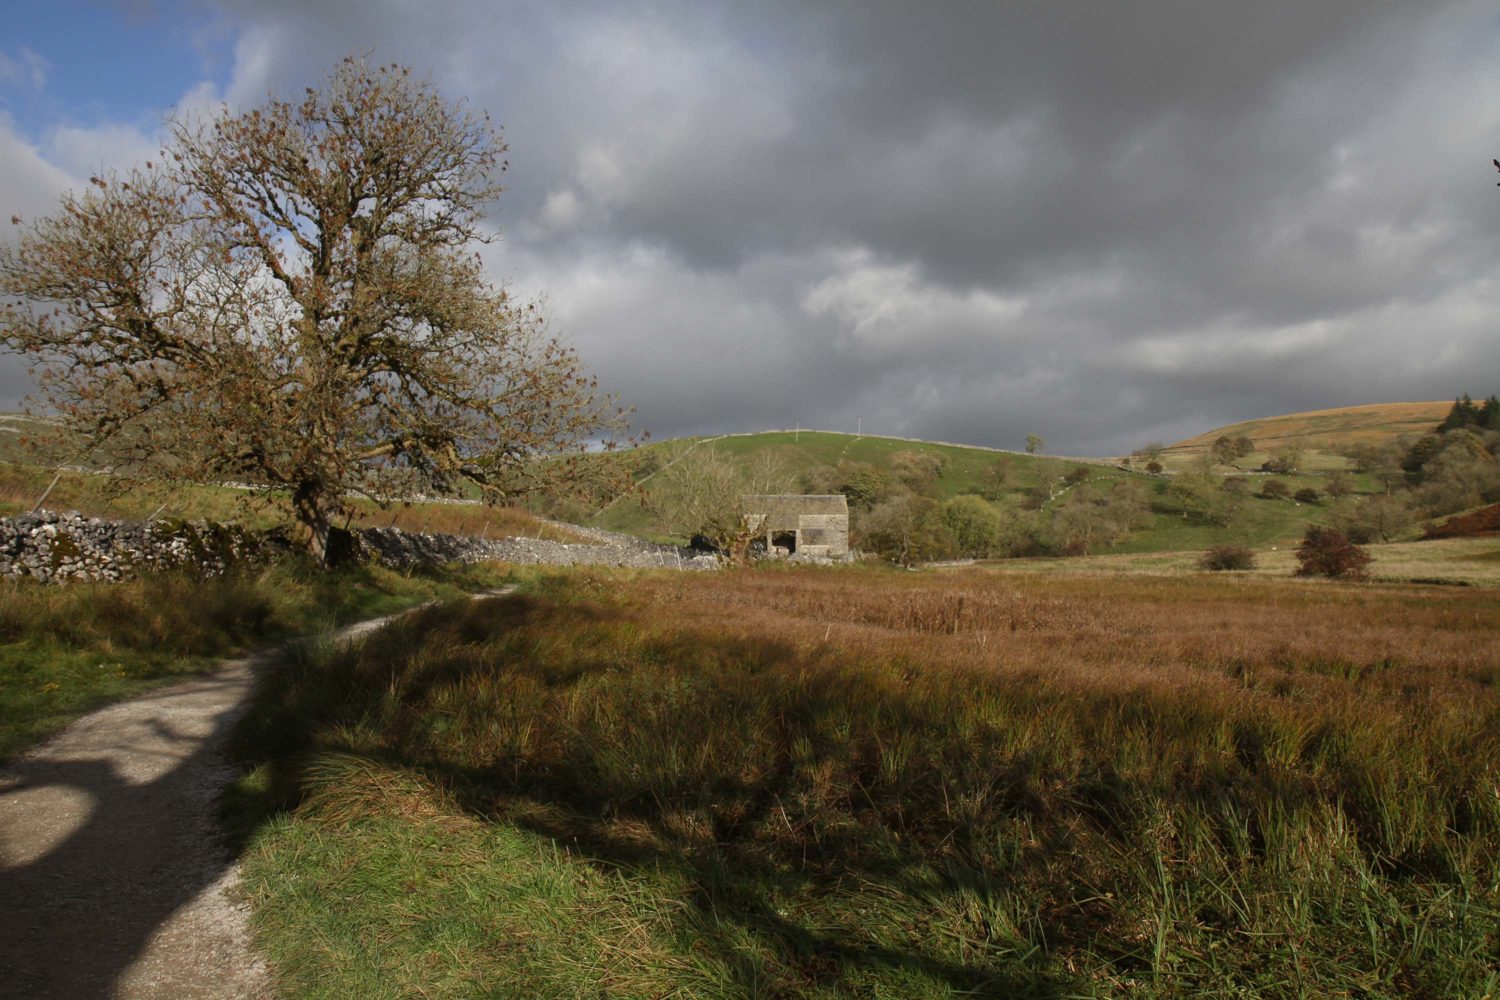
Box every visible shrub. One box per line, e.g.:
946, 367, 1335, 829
940, 495, 1002, 557
1144, 460, 1163, 474
1324, 469, 1355, 498
1333, 494, 1415, 544
1261, 479, 1290, 499
1294, 526, 1372, 580
1294, 487, 1320, 504
1199, 545, 1256, 571
1264, 446, 1304, 474
1064, 465, 1092, 485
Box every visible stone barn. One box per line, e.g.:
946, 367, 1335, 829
741, 494, 850, 559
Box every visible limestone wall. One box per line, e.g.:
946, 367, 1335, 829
0, 510, 718, 584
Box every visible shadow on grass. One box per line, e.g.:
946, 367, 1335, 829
228, 591, 1096, 997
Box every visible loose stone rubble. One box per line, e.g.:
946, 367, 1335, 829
0, 509, 718, 584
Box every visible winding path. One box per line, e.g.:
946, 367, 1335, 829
0, 605, 468, 998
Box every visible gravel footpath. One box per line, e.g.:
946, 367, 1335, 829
0, 605, 485, 998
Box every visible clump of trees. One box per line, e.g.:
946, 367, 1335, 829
0, 59, 626, 563
1263, 446, 1305, 475
1329, 494, 1413, 544
1210, 434, 1256, 465
1437, 393, 1500, 433
1169, 456, 1235, 524
1335, 392, 1500, 527
1052, 479, 1152, 554
1261, 480, 1291, 500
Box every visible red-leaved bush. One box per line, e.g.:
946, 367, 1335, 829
1294, 526, 1371, 580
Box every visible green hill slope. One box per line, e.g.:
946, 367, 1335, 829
578, 430, 1352, 555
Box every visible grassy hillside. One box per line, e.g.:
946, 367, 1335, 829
589, 430, 1122, 537
1160, 401, 1448, 470
581, 430, 1385, 556
0, 414, 1431, 559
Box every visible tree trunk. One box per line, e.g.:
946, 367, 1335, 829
293, 481, 334, 566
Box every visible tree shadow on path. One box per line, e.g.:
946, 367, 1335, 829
0, 664, 265, 999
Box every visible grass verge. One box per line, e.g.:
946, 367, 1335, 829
0, 558, 513, 762
232, 566, 1500, 998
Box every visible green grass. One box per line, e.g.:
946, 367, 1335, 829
1107, 477, 1342, 554
231, 567, 1500, 998
0, 559, 513, 762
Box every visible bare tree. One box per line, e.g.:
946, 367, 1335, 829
1, 59, 625, 562
651, 444, 750, 553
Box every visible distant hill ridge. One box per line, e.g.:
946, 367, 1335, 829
1166, 401, 1450, 457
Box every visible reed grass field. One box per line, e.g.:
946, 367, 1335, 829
232, 565, 1500, 998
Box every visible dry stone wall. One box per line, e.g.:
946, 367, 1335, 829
357, 526, 719, 571
0, 510, 718, 584
0, 510, 267, 583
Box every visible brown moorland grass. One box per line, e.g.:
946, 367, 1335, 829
235, 565, 1500, 998
972, 535, 1500, 587
1165, 401, 1449, 455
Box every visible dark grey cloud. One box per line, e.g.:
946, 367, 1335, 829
3, 1, 1500, 453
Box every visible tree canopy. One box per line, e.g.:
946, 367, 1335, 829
1, 59, 625, 561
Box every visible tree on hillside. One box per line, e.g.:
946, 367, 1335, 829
978, 456, 1016, 500
1437, 392, 1500, 433
651, 443, 749, 554
1025, 434, 1044, 455
941, 494, 1002, 557
1263, 445, 1305, 475
1438, 393, 1481, 432
0, 59, 625, 562
1210, 434, 1255, 465
1169, 456, 1233, 524
1330, 494, 1413, 544
1053, 478, 1151, 554
1324, 469, 1355, 499
1132, 441, 1166, 463
1342, 440, 1407, 494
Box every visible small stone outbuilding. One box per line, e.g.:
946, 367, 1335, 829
741, 494, 850, 559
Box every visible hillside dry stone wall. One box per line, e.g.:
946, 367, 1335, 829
0, 510, 717, 584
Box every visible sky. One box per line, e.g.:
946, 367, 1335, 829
2, 1, 1499, 456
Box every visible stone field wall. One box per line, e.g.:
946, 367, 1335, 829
1, 510, 718, 584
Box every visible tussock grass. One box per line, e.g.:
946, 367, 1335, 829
0, 559, 512, 760
235, 567, 1500, 997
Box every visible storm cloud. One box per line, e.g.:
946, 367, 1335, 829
2, 1, 1498, 453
